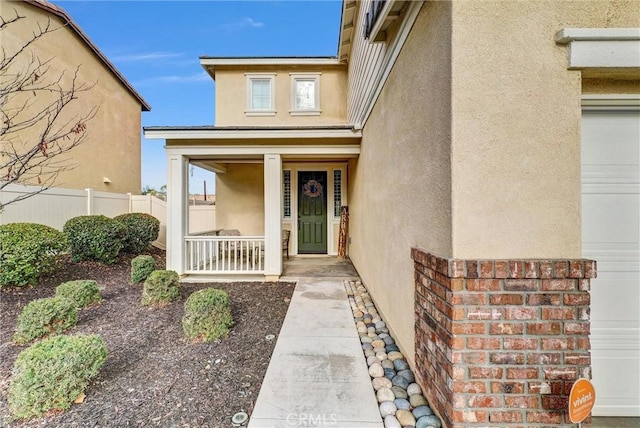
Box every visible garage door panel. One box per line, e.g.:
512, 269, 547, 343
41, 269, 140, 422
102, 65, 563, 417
582, 108, 640, 417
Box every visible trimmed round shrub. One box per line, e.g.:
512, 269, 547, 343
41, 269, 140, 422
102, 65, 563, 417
8, 334, 108, 419
131, 255, 156, 283
13, 297, 78, 344
63, 215, 126, 264
114, 213, 160, 255
0, 223, 68, 287
141, 270, 179, 306
55, 280, 101, 308
182, 288, 234, 342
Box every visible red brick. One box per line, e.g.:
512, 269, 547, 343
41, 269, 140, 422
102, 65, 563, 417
541, 338, 576, 350
451, 293, 486, 305
466, 260, 479, 278
578, 337, 591, 350
490, 410, 524, 423
504, 279, 538, 291
490, 322, 524, 335
449, 259, 465, 277
452, 410, 488, 423
452, 322, 486, 335
526, 352, 562, 365
541, 279, 577, 291
451, 337, 465, 350
450, 278, 465, 291
542, 395, 569, 410
564, 293, 590, 306
495, 261, 508, 278
505, 395, 539, 408
452, 351, 486, 364
554, 261, 569, 278
584, 260, 597, 279
467, 307, 503, 320
452, 381, 487, 393
508, 261, 524, 278
489, 294, 523, 305
469, 367, 504, 379
527, 293, 561, 306
506, 368, 539, 379
527, 410, 562, 424
490, 382, 524, 394
466, 279, 501, 291
505, 307, 538, 320
467, 337, 501, 350
564, 322, 590, 335
524, 261, 539, 278
468, 395, 503, 408
542, 307, 575, 320
529, 381, 564, 395
452, 307, 466, 320
490, 352, 525, 365
527, 322, 562, 335
504, 338, 538, 350
539, 261, 553, 278
543, 366, 578, 380
479, 261, 494, 278
579, 279, 590, 291
570, 260, 584, 278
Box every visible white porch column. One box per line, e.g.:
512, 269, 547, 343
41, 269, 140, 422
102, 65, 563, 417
264, 154, 283, 280
167, 154, 188, 274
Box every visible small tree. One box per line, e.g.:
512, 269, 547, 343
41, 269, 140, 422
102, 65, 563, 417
0, 10, 98, 211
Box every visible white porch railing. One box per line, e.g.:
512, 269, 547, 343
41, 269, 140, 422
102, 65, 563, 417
184, 236, 265, 274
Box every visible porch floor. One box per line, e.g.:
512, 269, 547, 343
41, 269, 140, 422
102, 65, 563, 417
248, 256, 382, 428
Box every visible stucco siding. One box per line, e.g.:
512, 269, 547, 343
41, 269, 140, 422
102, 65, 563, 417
348, 1, 452, 367
449, 0, 640, 259
214, 65, 347, 126
215, 164, 265, 236
3, 2, 143, 194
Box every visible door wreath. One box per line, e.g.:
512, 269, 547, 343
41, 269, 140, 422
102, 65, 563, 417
303, 179, 323, 198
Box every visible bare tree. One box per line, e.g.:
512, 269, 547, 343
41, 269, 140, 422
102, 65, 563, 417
1, 9, 98, 211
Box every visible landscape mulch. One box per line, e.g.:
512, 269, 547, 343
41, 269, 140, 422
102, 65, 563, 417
0, 248, 295, 427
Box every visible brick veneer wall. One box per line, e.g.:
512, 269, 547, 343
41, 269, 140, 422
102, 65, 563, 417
411, 248, 595, 428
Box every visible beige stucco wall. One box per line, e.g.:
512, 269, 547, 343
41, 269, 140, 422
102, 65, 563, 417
214, 65, 347, 126
450, 0, 640, 259
2, 2, 143, 194
215, 164, 264, 236
348, 1, 453, 367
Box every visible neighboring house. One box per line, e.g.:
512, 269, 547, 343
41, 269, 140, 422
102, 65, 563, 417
145, 1, 639, 427
3, 0, 150, 194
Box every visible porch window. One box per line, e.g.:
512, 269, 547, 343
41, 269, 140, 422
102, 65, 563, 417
333, 170, 342, 218
246, 73, 275, 115
283, 170, 291, 218
290, 73, 320, 115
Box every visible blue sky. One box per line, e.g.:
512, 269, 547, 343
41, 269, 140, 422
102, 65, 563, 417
56, 1, 343, 194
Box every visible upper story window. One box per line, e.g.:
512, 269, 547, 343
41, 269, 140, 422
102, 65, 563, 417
246, 73, 276, 116
290, 73, 320, 115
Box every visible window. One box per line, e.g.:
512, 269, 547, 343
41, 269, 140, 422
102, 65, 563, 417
290, 74, 320, 115
283, 170, 291, 218
333, 170, 342, 218
246, 74, 275, 115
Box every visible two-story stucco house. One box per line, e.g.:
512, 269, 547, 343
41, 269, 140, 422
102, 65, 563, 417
145, 1, 639, 426
3, 0, 150, 194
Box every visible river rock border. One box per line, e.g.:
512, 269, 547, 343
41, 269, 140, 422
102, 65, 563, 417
344, 280, 442, 428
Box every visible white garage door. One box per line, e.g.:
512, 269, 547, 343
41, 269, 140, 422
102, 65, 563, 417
582, 106, 640, 416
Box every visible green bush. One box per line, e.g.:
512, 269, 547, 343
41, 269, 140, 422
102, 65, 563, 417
13, 297, 78, 344
8, 334, 108, 419
131, 255, 156, 283
63, 215, 126, 264
0, 223, 68, 287
114, 213, 160, 255
182, 288, 234, 342
141, 270, 179, 306
55, 280, 101, 308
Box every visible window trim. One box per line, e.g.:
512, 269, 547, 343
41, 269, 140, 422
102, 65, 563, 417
245, 73, 276, 116
289, 73, 321, 115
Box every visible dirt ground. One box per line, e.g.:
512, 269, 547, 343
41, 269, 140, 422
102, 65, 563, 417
0, 248, 295, 427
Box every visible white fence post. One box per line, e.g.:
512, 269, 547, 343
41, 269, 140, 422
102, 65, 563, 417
85, 188, 94, 215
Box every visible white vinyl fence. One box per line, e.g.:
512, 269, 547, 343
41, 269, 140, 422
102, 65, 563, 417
0, 184, 216, 249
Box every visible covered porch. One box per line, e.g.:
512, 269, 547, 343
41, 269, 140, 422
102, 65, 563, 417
144, 125, 361, 281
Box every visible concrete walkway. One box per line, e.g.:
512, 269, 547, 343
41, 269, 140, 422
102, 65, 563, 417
248, 259, 383, 428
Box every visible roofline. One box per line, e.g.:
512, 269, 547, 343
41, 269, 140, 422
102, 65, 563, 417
200, 57, 343, 79
23, 0, 151, 112
144, 125, 361, 140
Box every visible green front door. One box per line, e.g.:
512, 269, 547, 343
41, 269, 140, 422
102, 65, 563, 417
298, 171, 327, 254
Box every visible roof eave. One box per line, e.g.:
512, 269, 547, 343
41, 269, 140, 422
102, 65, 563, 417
144, 126, 362, 140
23, 0, 151, 111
